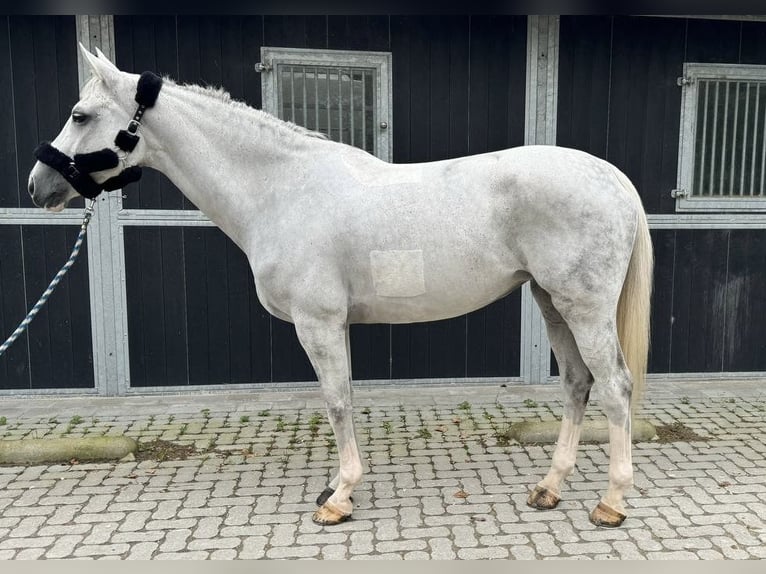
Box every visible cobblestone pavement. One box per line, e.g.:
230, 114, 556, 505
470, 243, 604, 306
0, 379, 764, 560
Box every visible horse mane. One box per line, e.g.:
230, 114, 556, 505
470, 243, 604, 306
165, 77, 329, 141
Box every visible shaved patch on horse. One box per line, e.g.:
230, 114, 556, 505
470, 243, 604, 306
370, 250, 426, 298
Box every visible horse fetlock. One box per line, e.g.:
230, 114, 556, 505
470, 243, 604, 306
327, 492, 354, 516
609, 467, 634, 491
339, 461, 364, 487
551, 455, 576, 478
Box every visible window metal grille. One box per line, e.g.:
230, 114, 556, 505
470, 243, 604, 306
259, 48, 392, 161
676, 63, 766, 211
278, 65, 376, 153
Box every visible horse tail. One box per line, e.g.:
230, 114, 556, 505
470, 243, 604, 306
614, 171, 653, 412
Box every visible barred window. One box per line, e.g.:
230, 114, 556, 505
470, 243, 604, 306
258, 47, 392, 161
676, 63, 766, 211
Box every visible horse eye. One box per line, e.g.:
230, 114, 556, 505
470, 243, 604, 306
71, 112, 88, 124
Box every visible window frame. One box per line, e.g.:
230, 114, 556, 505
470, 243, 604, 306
676, 62, 766, 212
259, 46, 393, 162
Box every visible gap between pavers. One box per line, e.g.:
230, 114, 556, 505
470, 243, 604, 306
0, 436, 137, 465
506, 419, 656, 444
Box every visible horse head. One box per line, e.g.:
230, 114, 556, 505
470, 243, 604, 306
28, 44, 149, 211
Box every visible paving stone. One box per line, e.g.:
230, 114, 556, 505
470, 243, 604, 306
0, 383, 763, 560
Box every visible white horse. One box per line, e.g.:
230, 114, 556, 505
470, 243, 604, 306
29, 46, 653, 528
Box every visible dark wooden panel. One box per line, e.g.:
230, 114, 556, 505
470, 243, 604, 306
448, 16, 470, 160
202, 230, 232, 384
391, 322, 430, 379
647, 230, 676, 373
739, 21, 766, 64
349, 323, 390, 380
220, 17, 246, 102
487, 15, 526, 152
125, 228, 190, 387
724, 231, 766, 372
126, 226, 275, 386
684, 18, 741, 63
242, 17, 264, 110
557, 16, 612, 158
123, 226, 148, 385
0, 18, 17, 208
263, 15, 327, 49
467, 292, 523, 378
467, 16, 490, 156
21, 226, 93, 389
606, 16, 685, 215
0, 226, 30, 389
126, 227, 173, 385
271, 319, 316, 383
390, 15, 411, 163
182, 227, 210, 385
407, 16, 430, 164
10, 17, 40, 210
670, 230, 729, 372
159, 229, 189, 385
23, 227, 55, 386
328, 16, 390, 52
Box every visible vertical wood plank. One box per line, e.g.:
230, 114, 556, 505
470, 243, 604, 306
724, 230, 766, 371
670, 230, 729, 372
0, 226, 30, 389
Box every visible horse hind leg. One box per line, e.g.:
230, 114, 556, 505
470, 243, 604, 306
561, 309, 634, 527
527, 282, 594, 511
294, 314, 363, 526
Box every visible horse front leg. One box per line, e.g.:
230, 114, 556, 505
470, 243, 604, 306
294, 314, 362, 526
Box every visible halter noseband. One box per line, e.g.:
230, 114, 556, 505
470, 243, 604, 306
33, 71, 163, 199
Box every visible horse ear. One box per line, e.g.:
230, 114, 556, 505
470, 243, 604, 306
78, 42, 120, 86
94, 46, 119, 70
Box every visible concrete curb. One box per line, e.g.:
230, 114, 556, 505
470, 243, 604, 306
506, 419, 657, 444
0, 436, 138, 465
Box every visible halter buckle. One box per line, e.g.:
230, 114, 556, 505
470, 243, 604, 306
127, 119, 141, 134
64, 163, 80, 179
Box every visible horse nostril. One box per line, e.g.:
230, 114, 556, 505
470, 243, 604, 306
28, 177, 35, 197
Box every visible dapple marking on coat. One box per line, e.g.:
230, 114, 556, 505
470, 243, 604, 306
28, 45, 653, 527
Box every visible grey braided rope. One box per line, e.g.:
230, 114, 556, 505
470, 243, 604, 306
0, 199, 96, 358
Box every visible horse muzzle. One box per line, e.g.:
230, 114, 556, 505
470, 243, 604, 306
32, 142, 143, 201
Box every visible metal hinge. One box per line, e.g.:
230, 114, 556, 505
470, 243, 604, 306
254, 61, 272, 73
671, 188, 688, 198
677, 76, 694, 87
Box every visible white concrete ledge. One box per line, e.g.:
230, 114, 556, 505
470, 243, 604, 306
506, 419, 657, 444
0, 437, 137, 465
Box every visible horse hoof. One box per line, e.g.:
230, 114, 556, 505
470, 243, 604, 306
526, 486, 560, 510
589, 501, 627, 527
312, 502, 351, 526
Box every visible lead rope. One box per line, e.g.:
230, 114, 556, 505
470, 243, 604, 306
0, 199, 96, 358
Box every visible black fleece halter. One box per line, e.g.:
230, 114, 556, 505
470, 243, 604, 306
33, 71, 163, 199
